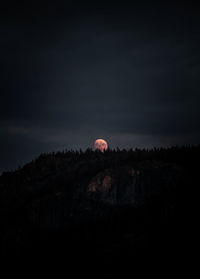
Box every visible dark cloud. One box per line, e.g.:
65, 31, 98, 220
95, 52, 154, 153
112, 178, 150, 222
0, 1, 200, 172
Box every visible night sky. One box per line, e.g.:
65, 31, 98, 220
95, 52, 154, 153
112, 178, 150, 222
0, 1, 200, 172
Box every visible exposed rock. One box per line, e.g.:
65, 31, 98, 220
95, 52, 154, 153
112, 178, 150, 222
88, 174, 112, 193
86, 163, 181, 206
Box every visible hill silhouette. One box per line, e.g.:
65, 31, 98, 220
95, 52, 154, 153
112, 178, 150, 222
0, 146, 199, 273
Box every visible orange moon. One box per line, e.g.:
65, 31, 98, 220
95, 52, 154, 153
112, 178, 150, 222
94, 139, 108, 152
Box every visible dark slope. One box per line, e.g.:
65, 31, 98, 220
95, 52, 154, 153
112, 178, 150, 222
0, 146, 199, 273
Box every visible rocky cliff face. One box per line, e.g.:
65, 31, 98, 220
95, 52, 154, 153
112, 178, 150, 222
19, 161, 181, 230
87, 163, 180, 206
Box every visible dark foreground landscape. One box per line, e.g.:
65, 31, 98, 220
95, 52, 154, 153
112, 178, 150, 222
0, 146, 198, 274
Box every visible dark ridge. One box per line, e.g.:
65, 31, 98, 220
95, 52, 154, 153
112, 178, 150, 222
0, 145, 199, 274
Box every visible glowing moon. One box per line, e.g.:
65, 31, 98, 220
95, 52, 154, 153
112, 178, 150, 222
94, 139, 108, 152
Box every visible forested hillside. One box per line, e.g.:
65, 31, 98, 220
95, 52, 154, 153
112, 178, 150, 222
0, 146, 199, 273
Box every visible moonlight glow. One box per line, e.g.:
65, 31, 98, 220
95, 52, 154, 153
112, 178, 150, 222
94, 139, 108, 152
